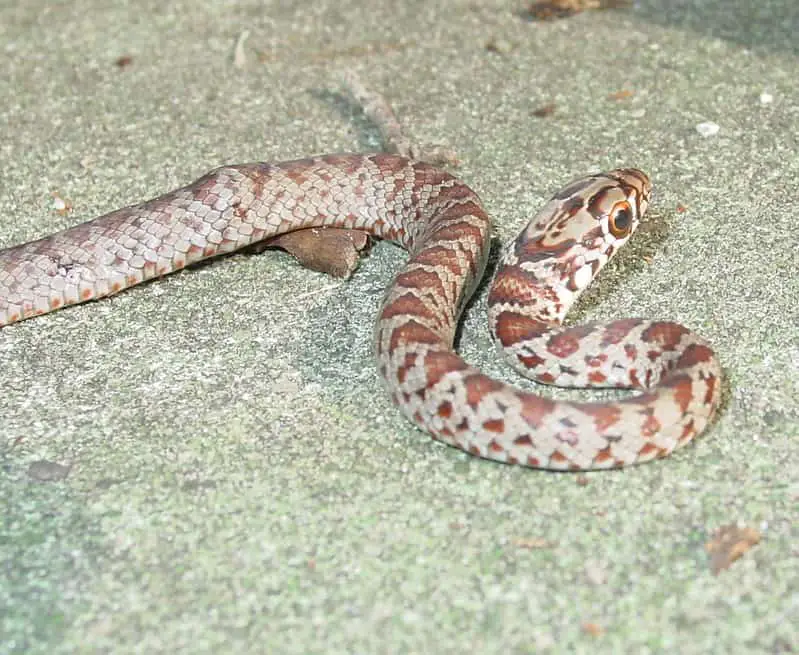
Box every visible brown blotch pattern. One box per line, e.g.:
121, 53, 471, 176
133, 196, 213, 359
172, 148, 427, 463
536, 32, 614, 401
492, 311, 549, 348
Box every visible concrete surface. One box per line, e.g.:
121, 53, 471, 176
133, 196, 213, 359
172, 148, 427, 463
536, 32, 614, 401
1, 1, 796, 653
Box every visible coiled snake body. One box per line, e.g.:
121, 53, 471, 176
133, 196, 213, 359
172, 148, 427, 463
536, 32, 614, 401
0, 154, 721, 469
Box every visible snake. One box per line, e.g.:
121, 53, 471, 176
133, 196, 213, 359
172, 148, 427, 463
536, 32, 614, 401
0, 154, 722, 469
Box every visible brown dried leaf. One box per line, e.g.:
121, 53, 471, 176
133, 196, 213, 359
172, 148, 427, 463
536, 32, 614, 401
512, 537, 554, 549
608, 89, 634, 101
581, 621, 605, 637
262, 227, 370, 279
705, 524, 761, 574
522, 0, 631, 21
532, 103, 557, 118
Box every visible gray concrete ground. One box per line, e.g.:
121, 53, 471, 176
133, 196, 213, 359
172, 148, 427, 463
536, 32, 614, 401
1, 1, 796, 653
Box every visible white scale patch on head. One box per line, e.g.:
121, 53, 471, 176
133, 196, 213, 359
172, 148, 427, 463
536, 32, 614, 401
572, 263, 593, 290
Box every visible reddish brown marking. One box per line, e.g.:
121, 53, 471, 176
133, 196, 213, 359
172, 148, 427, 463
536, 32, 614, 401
388, 320, 441, 353
492, 311, 549, 348
663, 374, 693, 413
637, 442, 661, 459
704, 376, 718, 406
519, 353, 546, 369
438, 401, 453, 419
191, 187, 211, 202
233, 199, 248, 218
367, 153, 410, 176
423, 350, 468, 388
581, 404, 621, 432
516, 236, 575, 262
414, 160, 458, 188
412, 246, 463, 276
514, 434, 533, 447
537, 372, 556, 384
602, 319, 643, 345
562, 195, 584, 215
585, 353, 608, 367
647, 349, 661, 362
593, 447, 615, 465
547, 327, 592, 358
676, 343, 716, 368
396, 352, 417, 385
550, 450, 568, 464
641, 415, 661, 437
588, 371, 607, 384
9, 313, 20, 323
527, 456, 541, 467
618, 167, 650, 190
463, 374, 504, 408
49, 298, 63, 309
624, 344, 638, 360
111, 282, 122, 293
380, 292, 439, 326
487, 267, 556, 306
429, 209, 486, 241
483, 419, 505, 433
520, 393, 557, 428
469, 444, 482, 456
313, 154, 362, 176
641, 322, 690, 349
488, 440, 504, 453
280, 159, 313, 186
391, 174, 408, 198
679, 420, 696, 442
394, 267, 448, 299
81, 289, 93, 300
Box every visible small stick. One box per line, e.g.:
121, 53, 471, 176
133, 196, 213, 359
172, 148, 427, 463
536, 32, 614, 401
339, 70, 459, 167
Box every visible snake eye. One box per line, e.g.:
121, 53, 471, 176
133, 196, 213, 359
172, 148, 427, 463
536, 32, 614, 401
608, 202, 633, 238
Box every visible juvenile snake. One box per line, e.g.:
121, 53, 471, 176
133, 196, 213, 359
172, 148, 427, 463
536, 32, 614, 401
0, 154, 722, 469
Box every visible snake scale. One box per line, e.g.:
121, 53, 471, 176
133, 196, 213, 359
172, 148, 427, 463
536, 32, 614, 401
0, 154, 722, 469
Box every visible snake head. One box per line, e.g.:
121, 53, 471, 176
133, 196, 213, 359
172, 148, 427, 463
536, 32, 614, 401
562, 168, 652, 288
492, 168, 652, 325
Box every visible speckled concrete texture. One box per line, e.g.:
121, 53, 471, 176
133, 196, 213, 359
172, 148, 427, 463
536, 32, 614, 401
1, 1, 796, 653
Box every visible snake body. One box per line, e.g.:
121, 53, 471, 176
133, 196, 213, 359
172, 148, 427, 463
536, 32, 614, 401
0, 154, 721, 469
